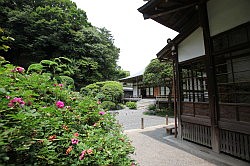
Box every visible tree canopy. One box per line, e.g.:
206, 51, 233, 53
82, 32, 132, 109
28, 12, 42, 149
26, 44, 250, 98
143, 58, 173, 87
0, 0, 128, 89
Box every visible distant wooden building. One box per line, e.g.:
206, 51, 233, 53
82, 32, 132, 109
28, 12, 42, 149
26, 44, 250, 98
119, 70, 171, 99
139, 0, 250, 161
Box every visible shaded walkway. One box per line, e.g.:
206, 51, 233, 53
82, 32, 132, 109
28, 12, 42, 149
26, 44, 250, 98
125, 126, 249, 166
125, 126, 215, 166
114, 108, 249, 166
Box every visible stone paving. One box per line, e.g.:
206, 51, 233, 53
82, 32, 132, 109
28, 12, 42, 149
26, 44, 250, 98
113, 108, 249, 166
125, 127, 216, 166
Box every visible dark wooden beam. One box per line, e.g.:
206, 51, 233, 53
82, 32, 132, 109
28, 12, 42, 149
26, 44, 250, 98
172, 8, 195, 31
146, 2, 198, 19
181, 115, 211, 126
218, 121, 250, 135
199, 2, 220, 153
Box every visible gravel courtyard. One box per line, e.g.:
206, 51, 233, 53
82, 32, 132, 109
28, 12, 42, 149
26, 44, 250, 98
114, 108, 174, 130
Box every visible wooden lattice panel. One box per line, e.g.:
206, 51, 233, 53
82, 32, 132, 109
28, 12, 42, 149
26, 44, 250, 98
182, 122, 211, 147
220, 129, 250, 161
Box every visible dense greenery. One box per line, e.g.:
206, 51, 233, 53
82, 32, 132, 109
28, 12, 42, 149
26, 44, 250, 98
81, 81, 124, 110
0, 28, 14, 52
0, 0, 129, 89
125, 102, 137, 109
0, 58, 134, 165
143, 59, 173, 86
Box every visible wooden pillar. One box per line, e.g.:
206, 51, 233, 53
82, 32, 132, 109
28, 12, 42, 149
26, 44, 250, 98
199, 1, 220, 153
173, 55, 177, 138
172, 46, 182, 139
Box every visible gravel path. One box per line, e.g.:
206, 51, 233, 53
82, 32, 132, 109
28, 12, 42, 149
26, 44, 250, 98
114, 108, 174, 130
113, 108, 249, 166
125, 128, 216, 166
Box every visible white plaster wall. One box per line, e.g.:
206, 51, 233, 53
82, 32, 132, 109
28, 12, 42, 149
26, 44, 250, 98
133, 85, 138, 97
178, 27, 205, 62
207, 0, 250, 36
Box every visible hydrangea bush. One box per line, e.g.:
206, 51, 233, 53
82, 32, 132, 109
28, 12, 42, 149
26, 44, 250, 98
0, 60, 134, 165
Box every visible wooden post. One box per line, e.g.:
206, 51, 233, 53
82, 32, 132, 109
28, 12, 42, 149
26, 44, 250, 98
173, 45, 182, 139
199, 2, 220, 153
141, 118, 144, 129
173, 57, 178, 138
166, 115, 168, 125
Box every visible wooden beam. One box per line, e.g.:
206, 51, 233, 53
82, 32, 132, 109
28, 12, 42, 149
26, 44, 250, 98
199, 2, 220, 153
181, 115, 211, 126
174, 46, 183, 139
147, 3, 198, 19
218, 121, 250, 135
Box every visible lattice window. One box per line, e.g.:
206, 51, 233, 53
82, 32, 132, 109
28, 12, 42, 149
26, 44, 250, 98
180, 59, 208, 102
215, 49, 250, 104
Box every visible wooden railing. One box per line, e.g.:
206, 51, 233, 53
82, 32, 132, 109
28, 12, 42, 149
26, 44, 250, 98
123, 95, 142, 101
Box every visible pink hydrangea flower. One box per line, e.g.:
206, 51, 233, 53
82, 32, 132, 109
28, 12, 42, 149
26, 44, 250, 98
8, 97, 25, 107
5, 96, 10, 99
71, 138, 79, 144
74, 133, 79, 137
99, 111, 105, 115
16, 67, 25, 73
12, 97, 22, 103
58, 84, 63, 87
79, 150, 86, 160
56, 101, 64, 108
8, 102, 14, 107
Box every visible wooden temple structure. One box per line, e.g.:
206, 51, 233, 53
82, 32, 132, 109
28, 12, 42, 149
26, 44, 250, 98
139, 0, 250, 161
119, 70, 171, 99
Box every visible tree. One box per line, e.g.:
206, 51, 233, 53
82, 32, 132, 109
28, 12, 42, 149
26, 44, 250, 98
0, 0, 125, 89
143, 58, 173, 106
0, 27, 14, 53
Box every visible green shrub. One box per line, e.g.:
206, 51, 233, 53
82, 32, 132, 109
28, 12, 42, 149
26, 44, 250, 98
0, 61, 134, 165
81, 81, 124, 104
126, 101, 137, 109
100, 101, 116, 110
148, 104, 156, 111
116, 103, 125, 110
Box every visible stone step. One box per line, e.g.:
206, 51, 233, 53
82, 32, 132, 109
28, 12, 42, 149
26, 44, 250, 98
136, 99, 156, 110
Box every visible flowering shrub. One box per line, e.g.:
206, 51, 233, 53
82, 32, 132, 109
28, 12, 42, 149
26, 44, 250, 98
0, 61, 135, 165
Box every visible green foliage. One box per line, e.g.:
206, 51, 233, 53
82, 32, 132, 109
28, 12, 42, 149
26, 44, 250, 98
126, 102, 137, 109
143, 59, 173, 109
27, 63, 44, 74
143, 59, 173, 86
0, 1, 127, 88
82, 81, 124, 104
100, 101, 116, 111
27, 57, 75, 90
0, 27, 14, 52
0, 62, 134, 165
148, 104, 156, 111
39, 57, 74, 77
144, 107, 173, 117
59, 75, 75, 90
